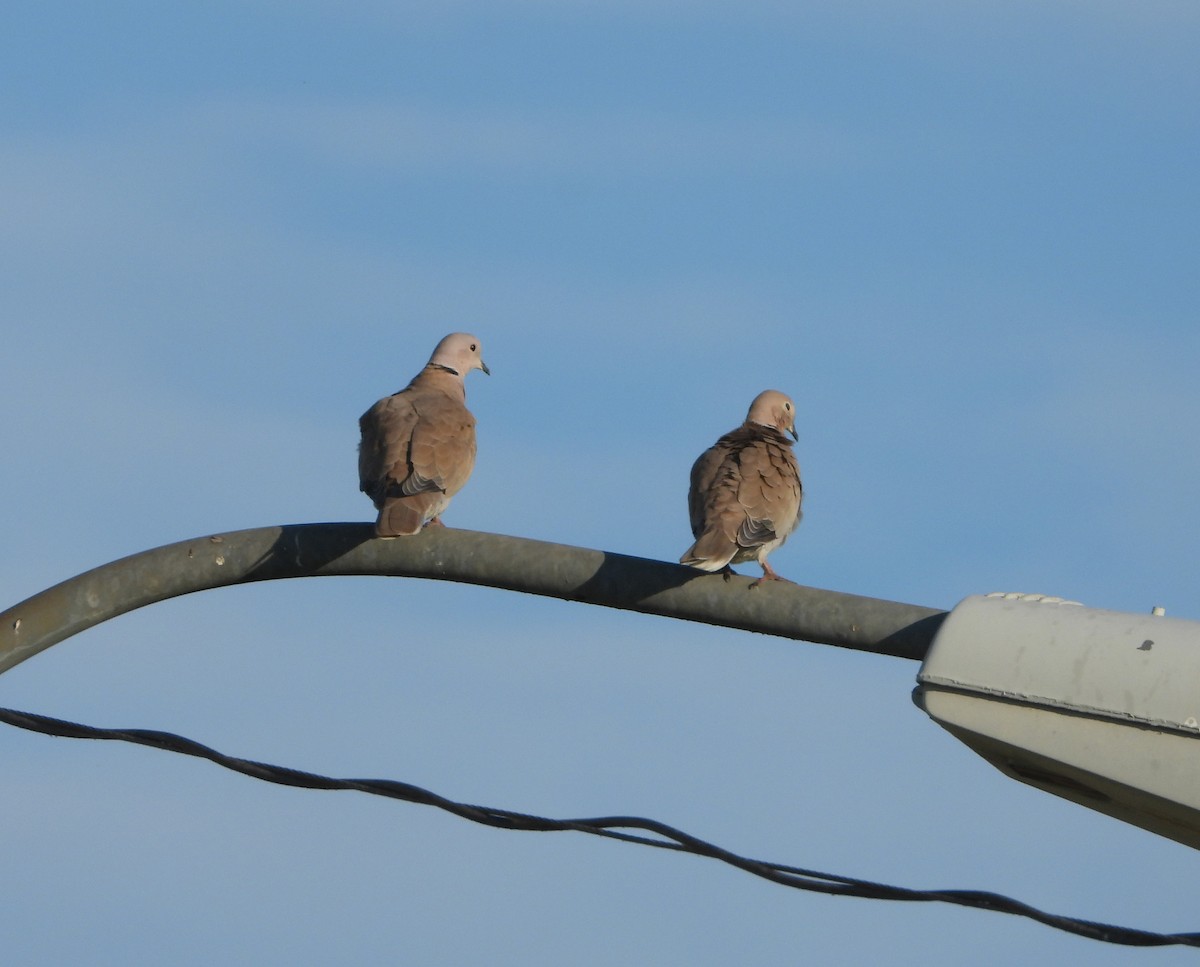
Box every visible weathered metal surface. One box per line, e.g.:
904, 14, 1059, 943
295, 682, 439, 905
0, 523, 945, 675
916, 594, 1200, 850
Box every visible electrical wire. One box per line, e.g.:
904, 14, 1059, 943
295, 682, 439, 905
1, 705, 1196, 948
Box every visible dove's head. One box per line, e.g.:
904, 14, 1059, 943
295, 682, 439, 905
747, 390, 798, 441
429, 332, 490, 378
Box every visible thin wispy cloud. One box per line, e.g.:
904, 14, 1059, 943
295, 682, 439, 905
179, 96, 874, 177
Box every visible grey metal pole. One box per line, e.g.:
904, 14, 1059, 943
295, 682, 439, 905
0, 524, 945, 676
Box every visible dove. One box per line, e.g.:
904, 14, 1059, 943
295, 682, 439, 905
358, 333, 490, 537
680, 390, 803, 584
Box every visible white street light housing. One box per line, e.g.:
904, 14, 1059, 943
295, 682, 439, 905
914, 594, 1200, 849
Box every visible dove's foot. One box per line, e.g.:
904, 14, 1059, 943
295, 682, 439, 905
749, 562, 792, 589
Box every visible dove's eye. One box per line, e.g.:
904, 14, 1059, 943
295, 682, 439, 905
784, 402, 792, 411
470, 343, 477, 351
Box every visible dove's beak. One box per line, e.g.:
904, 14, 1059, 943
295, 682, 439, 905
789, 427, 798, 441
480, 360, 491, 376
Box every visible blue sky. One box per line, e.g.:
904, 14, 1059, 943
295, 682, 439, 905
2, 2, 1198, 963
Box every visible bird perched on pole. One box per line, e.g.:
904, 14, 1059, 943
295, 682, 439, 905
358, 332, 490, 537
680, 390, 803, 584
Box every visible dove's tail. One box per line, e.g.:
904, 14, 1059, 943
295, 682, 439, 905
679, 533, 737, 571
376, 495, 441, 537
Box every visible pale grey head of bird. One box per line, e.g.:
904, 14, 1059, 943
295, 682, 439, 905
746, 389, 798, 441
428, 332, 490, 378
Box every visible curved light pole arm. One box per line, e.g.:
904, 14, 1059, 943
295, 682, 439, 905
0, 523, 946, 676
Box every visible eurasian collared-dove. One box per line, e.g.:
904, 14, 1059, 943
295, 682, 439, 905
680, 390, 803, 583
358, 333, 490, 537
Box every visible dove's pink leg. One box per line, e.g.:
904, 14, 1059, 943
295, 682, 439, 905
749, 560, 791, 588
